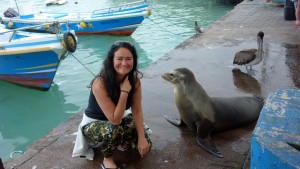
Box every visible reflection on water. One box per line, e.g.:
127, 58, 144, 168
0, 83, 79, 161
232, 68, 262, 95
258, 43, 299, 96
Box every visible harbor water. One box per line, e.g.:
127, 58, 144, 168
0, 0, 234, 161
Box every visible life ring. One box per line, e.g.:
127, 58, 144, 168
63, 31, 77, 53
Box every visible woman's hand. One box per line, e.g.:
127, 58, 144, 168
138, 137, 151, 158
120, 75, 131, 92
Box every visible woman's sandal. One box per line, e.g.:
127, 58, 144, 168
100, 163, 120, 169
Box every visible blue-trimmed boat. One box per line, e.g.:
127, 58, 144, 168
1, 0, 151, 36
0, 25, 77, 90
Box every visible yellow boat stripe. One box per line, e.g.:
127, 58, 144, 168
20, 68, 57, 74
15, 63, 59, 70
0, 47, 52, 56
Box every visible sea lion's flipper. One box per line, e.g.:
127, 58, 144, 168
196, 137, 223, 158
253, 94, 265, 103
164, 115, 186, 126
196, 120, 224, 158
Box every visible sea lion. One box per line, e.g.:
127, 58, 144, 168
162, 68, 264, 158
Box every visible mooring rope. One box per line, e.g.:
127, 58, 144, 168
149, 5, 190, 28
10, 150, 23, 158
57, 29, 96, 77
68, 52, 96, 76
146, 5, 197, 36
146, 17, 182, 36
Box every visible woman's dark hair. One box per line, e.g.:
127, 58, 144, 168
90, 41, 143, 106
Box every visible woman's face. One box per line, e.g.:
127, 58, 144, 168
113, 47, 134, 78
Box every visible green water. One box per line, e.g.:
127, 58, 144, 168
0, 0, 234, 161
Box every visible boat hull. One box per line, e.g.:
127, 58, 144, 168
0, 50, 63, 89
0, 30, 75, 90
1, 3, 151, 36
77, 29, 135, 36
57, 15, 145, 36
0, 71, 58, 89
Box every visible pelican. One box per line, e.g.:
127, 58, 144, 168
194, 21, 203, 34
233, 31, 264, 71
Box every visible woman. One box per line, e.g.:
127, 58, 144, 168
72, 41, 152, 169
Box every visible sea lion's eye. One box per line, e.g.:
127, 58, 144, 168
169, 73, 174, 77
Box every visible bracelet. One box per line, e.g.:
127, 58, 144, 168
121, 90, 129, 94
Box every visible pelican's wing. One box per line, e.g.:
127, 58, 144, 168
233, 49, 257, 65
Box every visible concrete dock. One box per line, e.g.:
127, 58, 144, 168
4, 0, 300, 168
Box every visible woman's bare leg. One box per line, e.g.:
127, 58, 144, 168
102, 157, 117, 168
296, 0, 300, 25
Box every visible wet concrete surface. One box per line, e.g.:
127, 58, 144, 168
4, 0, 300, 168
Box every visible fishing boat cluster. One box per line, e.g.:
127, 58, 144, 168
0, 0, 151, 90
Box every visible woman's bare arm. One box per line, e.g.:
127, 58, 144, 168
92, 77, 128, 125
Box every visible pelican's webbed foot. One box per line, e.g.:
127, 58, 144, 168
247, 69, 257, 76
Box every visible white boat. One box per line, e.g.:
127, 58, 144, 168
0, 24, 77, 90
1, 0, 151, 36
46, 0, 68, 6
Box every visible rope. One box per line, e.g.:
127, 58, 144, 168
146, 17, 182, 36
146, 5, 196, 36
68, 52, 96, 76
57, 29, 95, 77
149, 5, 191, 28
10, 151, 23, 158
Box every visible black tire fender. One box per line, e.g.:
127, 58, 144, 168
63, 31, 77, 53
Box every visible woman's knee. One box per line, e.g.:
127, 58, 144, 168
121, 114, 134, 125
